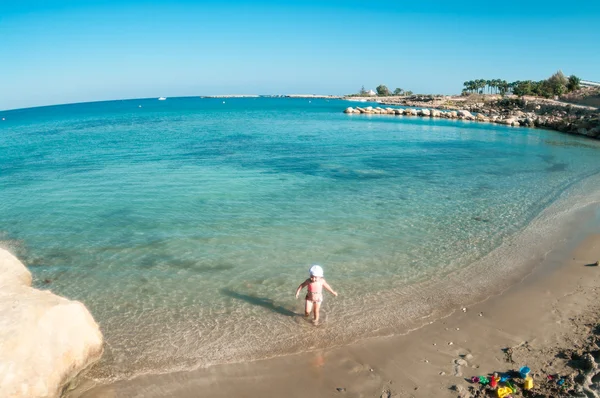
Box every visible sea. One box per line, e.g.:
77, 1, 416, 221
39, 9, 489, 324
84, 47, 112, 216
1, 97, 600, 381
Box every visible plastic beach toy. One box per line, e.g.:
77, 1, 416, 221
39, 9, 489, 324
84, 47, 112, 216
519, 366, 530, 379
524, 376, 534, 390
470, 376, 480, 383
490, 374, 500, 388
505, 381, 516, 393
479, 376, 489, 385
497, 387, 512, 398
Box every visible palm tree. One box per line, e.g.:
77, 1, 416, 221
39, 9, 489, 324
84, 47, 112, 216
492, 79, 501, 94
498, 80, 509, 96
463, 81, 473, 94
476, 79, 485, 94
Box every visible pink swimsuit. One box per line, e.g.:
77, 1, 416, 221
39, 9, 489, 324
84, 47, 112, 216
306, 280, 323, 303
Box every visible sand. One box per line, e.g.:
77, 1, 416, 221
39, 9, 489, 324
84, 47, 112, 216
65, 217, 600, 398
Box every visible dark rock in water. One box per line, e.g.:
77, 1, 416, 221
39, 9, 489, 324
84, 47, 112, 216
43, 279, 52, 284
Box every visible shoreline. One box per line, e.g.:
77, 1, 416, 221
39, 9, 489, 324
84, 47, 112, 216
342, 95, 600, 139
67, 175, 600, 397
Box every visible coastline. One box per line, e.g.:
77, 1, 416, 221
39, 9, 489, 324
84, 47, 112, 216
67, 174, 600, 397
342, 95, 600, 139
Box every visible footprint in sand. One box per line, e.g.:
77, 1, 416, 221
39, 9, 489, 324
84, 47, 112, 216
454, 358, 469, 377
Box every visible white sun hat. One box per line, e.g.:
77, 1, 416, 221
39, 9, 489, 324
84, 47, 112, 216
309, 264, 324, 277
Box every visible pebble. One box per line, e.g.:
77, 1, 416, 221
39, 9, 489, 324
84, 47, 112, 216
465, 354, 474, 361
424, 359, 429, 363
479, 312, 483, 317
433, 343, 437, 346
336, 387, 346, 392
456, 328, 460, 331
440, 371, 446, 376
462, 307, 467, 312
448, 342, 454, 345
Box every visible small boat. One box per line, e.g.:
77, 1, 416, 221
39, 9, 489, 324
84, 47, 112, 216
158, 97, 167, 101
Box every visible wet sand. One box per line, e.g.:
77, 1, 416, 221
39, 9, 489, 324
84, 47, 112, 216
67, 214, 600, 397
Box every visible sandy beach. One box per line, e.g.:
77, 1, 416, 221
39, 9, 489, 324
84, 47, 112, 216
66, 201, 600, 398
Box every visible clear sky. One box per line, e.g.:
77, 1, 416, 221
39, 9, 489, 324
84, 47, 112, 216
1, 0, 599, 110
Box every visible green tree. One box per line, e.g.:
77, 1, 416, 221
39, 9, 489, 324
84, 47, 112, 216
376, 84, 391, 96
359, 85, 367, 95
537, 80, 554, 98
512, 80, 536, 97
547, 70, 568, 96
476, 79, 486, 94
404, 90, 413, 96
492, 79, 502, 94
498, 80, 509, 96
393, 88, 404, 95
567, 75, 581, 92
463, 80, 475, 94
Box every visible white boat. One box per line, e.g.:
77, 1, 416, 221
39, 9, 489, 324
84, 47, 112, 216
158, 97, 167, 101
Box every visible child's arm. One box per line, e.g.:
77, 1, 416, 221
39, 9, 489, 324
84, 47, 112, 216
295, 279, 309, 299
322, 279, 338, 297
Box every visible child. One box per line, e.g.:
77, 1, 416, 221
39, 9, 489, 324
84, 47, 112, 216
295, 265, 338, 325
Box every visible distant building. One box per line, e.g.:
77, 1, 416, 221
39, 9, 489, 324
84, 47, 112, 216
580, 80, 600, 88
367, 89, 377, 96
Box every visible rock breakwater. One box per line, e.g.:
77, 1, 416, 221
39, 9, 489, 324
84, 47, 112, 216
343, 97, 600, 139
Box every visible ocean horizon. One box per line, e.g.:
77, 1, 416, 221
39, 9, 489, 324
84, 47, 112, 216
2, 97, 600, 381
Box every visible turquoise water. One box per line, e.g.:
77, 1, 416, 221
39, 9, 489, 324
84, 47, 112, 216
1, 97, 600, 380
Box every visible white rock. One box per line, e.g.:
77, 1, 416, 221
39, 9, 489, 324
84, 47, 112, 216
0, 248, 104, 398
344, 107, 355, 114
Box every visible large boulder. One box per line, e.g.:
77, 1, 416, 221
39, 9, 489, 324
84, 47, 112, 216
0, 249, 103, 398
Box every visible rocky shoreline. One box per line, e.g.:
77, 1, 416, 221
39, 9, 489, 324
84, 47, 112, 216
344, 95, 600, 139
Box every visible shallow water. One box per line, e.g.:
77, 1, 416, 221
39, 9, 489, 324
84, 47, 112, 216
1, 97, 600, 379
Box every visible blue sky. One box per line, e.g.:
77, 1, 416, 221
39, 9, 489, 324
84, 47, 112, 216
1, 0, 599, 110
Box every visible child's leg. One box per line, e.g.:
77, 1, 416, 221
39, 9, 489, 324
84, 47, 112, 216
304, 300, 313, 317
313, 302, 321, 324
